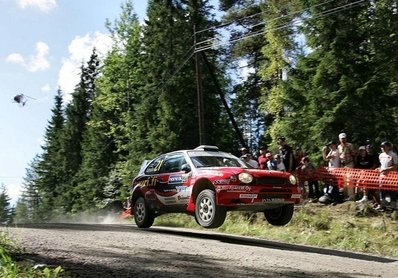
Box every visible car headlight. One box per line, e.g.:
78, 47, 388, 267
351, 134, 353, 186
238, 172, 253, 184
289, 175, 297, 185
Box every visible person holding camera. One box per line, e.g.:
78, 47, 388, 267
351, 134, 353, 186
338, 133, 356, 201
322, 141, 340, 168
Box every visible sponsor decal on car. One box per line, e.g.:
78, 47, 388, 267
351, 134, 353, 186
157, 195, 177, 204
176, 186, 189, 192
169, 175, 183, 184
213, 179, 230, 185
216, 185, 251, 192
138, 176, 157, 187
262, 198, 285, 203
291, 194, 302, 199
239, 194, 258, 199
168, 174, 189, 184
177, 195, 190, 201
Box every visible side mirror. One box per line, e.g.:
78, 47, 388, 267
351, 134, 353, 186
181, 164, 191, 173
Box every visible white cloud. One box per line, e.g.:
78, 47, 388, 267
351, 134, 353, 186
41, 83, 51, 92
18, 0, 57, 13
6, 53, 25, 64
6, 41, 50, 72
58, 32, 113, 102
6, 183, 23, 205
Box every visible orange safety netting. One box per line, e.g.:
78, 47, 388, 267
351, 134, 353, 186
296, 167, 398, 191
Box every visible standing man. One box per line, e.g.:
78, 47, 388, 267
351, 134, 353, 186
338, 133, 356, 201
376, 141, 398, 211
277, 136, 295, 173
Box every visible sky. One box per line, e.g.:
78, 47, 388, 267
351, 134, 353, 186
0, 0, 148, 204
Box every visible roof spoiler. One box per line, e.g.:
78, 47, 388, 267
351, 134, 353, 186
194, 145, 219, 151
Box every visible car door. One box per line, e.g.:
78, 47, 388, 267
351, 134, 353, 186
156, 152, 191, 205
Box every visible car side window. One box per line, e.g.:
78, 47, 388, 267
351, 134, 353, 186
145, 156, 165, 175
160, 153, 187, 173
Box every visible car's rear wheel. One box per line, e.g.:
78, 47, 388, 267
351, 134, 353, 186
134, 197, 155, 228
195, 189, 226, 228
264, 204, 294, 226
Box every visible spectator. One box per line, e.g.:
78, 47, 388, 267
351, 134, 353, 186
297, 156, 321, 200
239, 147, 249, 159
323, 141, 340, 168
338, 133, 356, 201
277, 136, 295, 172
257, 146, 268, 170
241, 154, 259, 169
319, 141, 342, 205
356, 146, 378, 204
366, 144, 380, 168
266, 152, 277, 170
376, 141, 398, 211
294, 147, 305, 167
274, 154, 286, 171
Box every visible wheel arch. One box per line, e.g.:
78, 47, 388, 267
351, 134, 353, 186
130, 185, 144, 207
192, 178, 215, 204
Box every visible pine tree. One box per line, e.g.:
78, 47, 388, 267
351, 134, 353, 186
0, 185, 12, 224
34, 89, 64, 211
58, 49, 100, 212
20, 157, 42, 222
259, 0, 299, 145
13, 200, 28, 224
262, 0, 398, 159
219, 0, 269, 150
129, 0, 234, 163
73, 1, 143, 210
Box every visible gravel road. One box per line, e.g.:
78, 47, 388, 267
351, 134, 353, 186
2, 223, 397, 277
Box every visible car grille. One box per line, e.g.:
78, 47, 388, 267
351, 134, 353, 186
259, 188, 292, 199
254, 177, 287, 185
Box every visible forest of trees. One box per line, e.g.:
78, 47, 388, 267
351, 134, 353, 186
13, 0, 398, 221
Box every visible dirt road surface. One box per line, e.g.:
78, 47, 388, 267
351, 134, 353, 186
2, 223, 397, 277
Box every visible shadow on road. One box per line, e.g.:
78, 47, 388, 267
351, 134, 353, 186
146, 226, 397, 264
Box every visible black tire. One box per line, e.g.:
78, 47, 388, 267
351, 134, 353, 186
134, 197, 155, 228
195, 189, 226, 228
264, 204, 294, 226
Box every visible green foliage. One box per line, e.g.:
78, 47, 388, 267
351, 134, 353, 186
0, 185, 12, 225
33, 89, 65, 214
0, 233, 64, 277
261, 0, 398, 160
220, 0, 269, 151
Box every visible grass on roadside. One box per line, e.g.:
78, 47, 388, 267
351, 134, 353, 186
0, 231, 64, 277
153, 202, 398, 258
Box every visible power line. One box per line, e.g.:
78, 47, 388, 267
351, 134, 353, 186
195, 0, 339, 35
195, 1, 264, 35
152, 0, 367, 94
195, 0, 367, 53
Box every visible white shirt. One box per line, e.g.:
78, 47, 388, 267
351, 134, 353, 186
276, 161, 286, 171
247, 159, 259, 169
328, 149, 340, 168
379, 151, 398, 171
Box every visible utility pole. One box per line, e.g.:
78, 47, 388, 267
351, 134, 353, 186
201, 52, 247, 149
194, 24, 205, 145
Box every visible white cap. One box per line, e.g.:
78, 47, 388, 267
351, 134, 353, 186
339, 133, 347, 139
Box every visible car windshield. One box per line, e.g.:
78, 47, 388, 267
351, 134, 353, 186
187, 151, 247, 168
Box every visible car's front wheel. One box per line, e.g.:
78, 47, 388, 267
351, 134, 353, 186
264, 204, 294, 226
195, 189, 226, 228
134, 197, 155, 228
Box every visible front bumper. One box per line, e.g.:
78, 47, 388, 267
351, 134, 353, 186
215, 184, 302, 208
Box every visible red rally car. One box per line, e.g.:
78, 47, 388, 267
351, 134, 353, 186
129, 145, 302, 229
